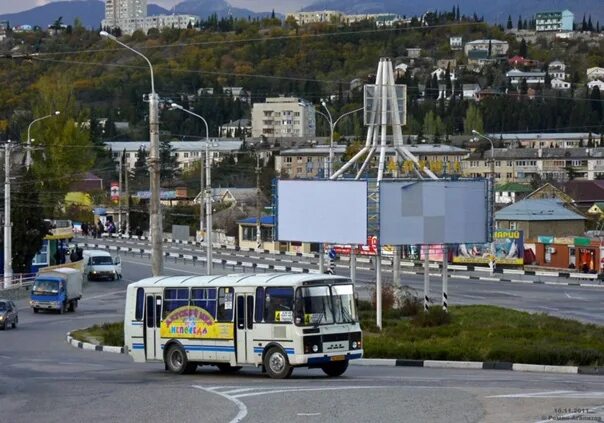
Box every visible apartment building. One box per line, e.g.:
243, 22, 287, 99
487, 133, 601, 149
463, 147, 604, 182
105, 140, 243, 170
275, 144, 468, 179
464, 39, 509, 56
251, 97, 316, 138
102, 0, 197, 35
535, 10, 574, 32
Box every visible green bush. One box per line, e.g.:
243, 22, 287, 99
412, 307, 451, 327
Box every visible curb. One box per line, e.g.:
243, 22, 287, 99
351, 358, 604, 375
66, 331, 125, 354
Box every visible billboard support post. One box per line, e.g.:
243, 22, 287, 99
393, 246, 400, 288
376, 253, 382, 330
350, 247, 356, 286
442, 245, 448, 313
423, 246, 430, 311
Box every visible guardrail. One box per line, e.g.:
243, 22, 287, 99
0, 274, 37, 291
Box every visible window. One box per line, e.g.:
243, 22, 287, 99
163, 288, 189, 318
135, 288, 144, 321
264, 287, 294, 323
285, 157, 292, 163
217, 287, 233, 322
184, 153, 189, 158
295, 285, 334, 325
255, 287, 264, 322
191, 288, 217, 317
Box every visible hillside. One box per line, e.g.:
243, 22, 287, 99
302, 0, 604, 23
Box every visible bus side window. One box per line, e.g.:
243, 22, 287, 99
255, 287, 264, 322
217, 287, 233, 322
163, 288, 189, 319
264, 287, 294, 323
135, 288, 144, 321
192, 288, 217, 318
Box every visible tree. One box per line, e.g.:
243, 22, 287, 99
591, 85, 602, 121
11, 169, 50, 273
519, 38, 527, 58
507, 15, 513, 30
463, 103, 484, 134
517, 15, 522, 30
160, 138, 179, 185
29, 74, 94, 216
132, 146, 149, 190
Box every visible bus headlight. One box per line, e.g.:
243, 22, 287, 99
352, 341, 358, 349
312, 345, 319, 353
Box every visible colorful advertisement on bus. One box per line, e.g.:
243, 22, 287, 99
159, 306, 234, 340
453, 230, 525, 265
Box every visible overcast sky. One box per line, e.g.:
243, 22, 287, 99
0, 0, 312, 14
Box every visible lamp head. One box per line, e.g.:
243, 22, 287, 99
471, 129, 479, 135
170, 102, 182, 110
54, 111, 60, 116
99, 30, 116, 40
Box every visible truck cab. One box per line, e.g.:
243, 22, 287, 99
83, 250, 122, 281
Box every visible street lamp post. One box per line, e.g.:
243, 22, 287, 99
4, 141, 11, 287
101, 31, 163, 276
170, 103, 214, 275
472, 129, 496, 262
318, 101, 364, 178
26, 111, 60, 169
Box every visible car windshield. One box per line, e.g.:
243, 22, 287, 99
91, 256, 113, 265
296, 285, 335, 326
33, 280, 60, 295
0, 302, 6, 311
331, 284, 357, 323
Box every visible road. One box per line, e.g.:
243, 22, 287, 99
2, 256, 604, 422
78, 237, 604, 325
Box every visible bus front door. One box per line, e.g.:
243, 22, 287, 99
144, 293, 163, 361
235, 292, 255, 364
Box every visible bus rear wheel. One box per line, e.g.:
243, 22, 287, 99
264, 347, 293, 379
165, 345, 196, 375
321, 361, 349, 377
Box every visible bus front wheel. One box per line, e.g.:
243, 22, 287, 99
264, 347, 293, 379
165, 345, 196, 375
321, 360, 349, 377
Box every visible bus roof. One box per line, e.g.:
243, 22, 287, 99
129, 273, 350, 289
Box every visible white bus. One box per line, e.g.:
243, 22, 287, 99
124, 273, 363, 379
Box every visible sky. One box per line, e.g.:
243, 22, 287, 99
0, 0, 312, 14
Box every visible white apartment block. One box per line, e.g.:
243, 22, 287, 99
102, 0, 197, 35
288, 11, 343, 25
251, 97, 316, 138
464, 39, 509, 56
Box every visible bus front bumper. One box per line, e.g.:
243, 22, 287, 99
292, 350, 364, 367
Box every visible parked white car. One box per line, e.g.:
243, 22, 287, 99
83, 250, 122, 281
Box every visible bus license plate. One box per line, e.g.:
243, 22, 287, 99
331, 355, 345, 361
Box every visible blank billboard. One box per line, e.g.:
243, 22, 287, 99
379, 180, 488, 245
277, 180, 367, 244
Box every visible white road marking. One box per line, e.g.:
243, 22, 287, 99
231, 385, 388, 399
564, 292, 586, 300
297, 413, 321, 416
485, 390, 604, 398
193, 385, 248, 423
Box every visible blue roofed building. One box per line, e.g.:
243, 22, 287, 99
495, 199, 586, 240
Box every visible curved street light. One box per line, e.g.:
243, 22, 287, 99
26, 111, 60, 169
317, 100, 364, 178
100, 30, 163, 276
170, 102, 214, 275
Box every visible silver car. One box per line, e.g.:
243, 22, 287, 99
0, 299, 18, 330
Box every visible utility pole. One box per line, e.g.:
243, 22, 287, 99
199, 152, 204, 240
4, 141, 12, 287
100, 31, 162, 276
118, 150, 123, 233
124, 149, 130, 235
255, 154, 262, 249
205, 142, 213, 275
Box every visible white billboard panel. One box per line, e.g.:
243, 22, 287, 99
277, 180, 367, 244
379, 180, 488, 245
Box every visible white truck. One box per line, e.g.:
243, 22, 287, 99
83, 250, 122, 281
30, 267, 83, 314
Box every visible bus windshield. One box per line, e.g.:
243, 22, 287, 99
296, 284, 357, 326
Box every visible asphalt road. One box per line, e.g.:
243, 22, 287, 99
77, 237, 604, 325
2, 257, 604, 422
